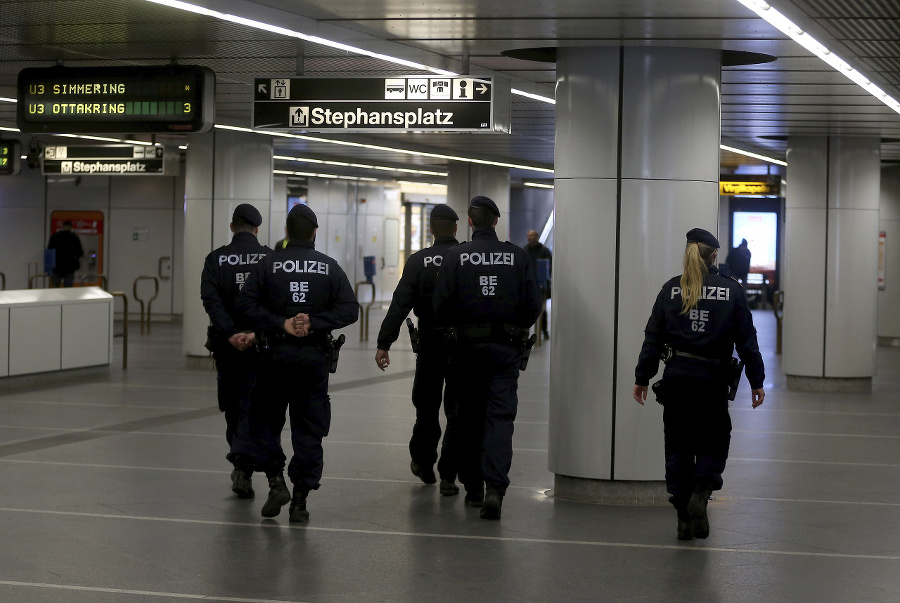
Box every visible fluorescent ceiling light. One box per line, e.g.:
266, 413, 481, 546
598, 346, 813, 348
720, 144, 787, 166
218, 124, 553, 174
524, 182, 554, 189
277, 169, 377, 181
142, 0, 454, 76
274, 154, 447, 177
512, 89, 555, 105
735, 0, 900, 115
0, 97, 16, 103
0, 126, 19, 132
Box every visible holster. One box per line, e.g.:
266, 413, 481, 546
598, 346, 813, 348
651, 380, 666, 405
519, 333, 537, 371
406, 317, 420, 354
726, 357, 745, 401
327, 333, 346, 373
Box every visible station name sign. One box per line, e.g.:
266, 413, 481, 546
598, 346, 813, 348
252, 76, 510, 133
42, 145, 178, 176
17, 65, 215, 134
719, 181, 779, 196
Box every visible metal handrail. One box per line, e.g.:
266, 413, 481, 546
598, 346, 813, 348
0, 272, 5, 290
158, 256, 171, 281
111, 291, 128, 369
133, 276, 160, 334
29, 273, 50, 289
355, 281, 376, 342
80, 274, 108, 290
773, 290, 784, 355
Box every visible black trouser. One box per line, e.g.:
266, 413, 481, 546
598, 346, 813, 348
233, 343, 332, 492
409, 337, 458, 481
448, 342, 521, 496
212, 343, 259, 470
661, 376, 732, 510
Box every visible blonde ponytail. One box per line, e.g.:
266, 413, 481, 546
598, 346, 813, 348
680, 242, 715, 314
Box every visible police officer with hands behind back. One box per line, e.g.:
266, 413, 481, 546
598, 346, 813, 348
633, 228, 765, 541
375, 204, 461, 495
433, 196, 543, 520
234, 203, 359, 523
200, 203, 272, 499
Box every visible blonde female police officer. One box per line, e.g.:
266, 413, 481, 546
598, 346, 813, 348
633, 228, 765, 540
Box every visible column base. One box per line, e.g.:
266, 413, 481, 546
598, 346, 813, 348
786, 375, 872, 393
552, 474, 669, 506
186, 354, 215, 370
878, 336, 900, 348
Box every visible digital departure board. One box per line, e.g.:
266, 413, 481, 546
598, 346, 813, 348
0, 140, 21, 175
17, 65, 215, 134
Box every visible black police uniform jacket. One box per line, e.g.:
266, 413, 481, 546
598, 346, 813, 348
200, 231, 273, 344
433, 227, 543, 330
634, 266, 765, 389
376, 236, 458, 351
235, 239, 359, 337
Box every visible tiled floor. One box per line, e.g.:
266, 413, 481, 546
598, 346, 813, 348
1, 309, 899, 602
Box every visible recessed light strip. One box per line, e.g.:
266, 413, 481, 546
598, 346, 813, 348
142, 0, 454, 76
218, 124, 554, 174
524, 182, 554, 189
274, 154, 447, 177
720, 144, 787, 166
735, 0, 900, 115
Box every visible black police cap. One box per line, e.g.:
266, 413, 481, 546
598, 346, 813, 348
430, 204, 458, 221
469, 195, 500, 217
686, 227, 720, 249
288, 203, 318, 227
232, 203, 262, 227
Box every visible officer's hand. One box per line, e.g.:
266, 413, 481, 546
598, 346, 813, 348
284, 317, 303, 337
240, 332, 256, 350
293, 313, 311, 337
633, 385, 647, 405
751, 388, 765, 408
375, 349, 390, 371
228, 333, 245, 350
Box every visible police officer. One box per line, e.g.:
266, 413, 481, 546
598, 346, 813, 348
200, 203, 272, 499
234, 204, 359, 522
375, 204, 461, 495
433, 196, 543, 519
633, 228, 765, 540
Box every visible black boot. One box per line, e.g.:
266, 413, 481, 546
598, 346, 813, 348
410, 460, 437, 484
676, 508, 693, 541
439, 478, 460, 496
261, 473, 291, 518
480, 487, 503, 520
687, 488, 712, 539
464, 484, 484, 507
231, 467, 254, 499
289, 485, 310, 523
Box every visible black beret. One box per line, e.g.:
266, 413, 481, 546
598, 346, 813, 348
469, 195, 500, 217
686, 227, 720, 249
288, 203, 318, 227
430, 204, 459, 221
232, 203, 262, 227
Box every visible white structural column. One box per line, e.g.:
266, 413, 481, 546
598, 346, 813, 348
447, 162, 510, 241
783, 137, 880, 391
550, 47, 722, 503
182, 128, 274, 358
879, 165, 900, 345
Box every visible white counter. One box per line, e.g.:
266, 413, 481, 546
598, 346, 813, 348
0, 287, 114, 377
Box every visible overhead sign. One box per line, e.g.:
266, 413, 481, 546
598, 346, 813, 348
719, 181, 779, 196
17, 65, 215, 134
0, 140, 21, 175
41, 145, 178, 176
252, 76, 510, 133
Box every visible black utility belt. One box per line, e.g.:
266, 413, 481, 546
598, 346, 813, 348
662, 346, 728, 366
454, 323, 529, 344
261, 331, 328, 348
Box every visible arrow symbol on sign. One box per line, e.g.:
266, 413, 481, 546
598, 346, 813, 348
258, 83, 268, 95
477, 83, 488, 95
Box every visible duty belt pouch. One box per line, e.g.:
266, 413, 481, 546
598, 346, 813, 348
726, 358, 745, 402
651, 380, 666, 405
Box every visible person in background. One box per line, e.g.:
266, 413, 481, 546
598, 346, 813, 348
633, 228, 765, 541
47, 220, 84, 287
524, 229, 552, 339
726, 238, 751, 284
